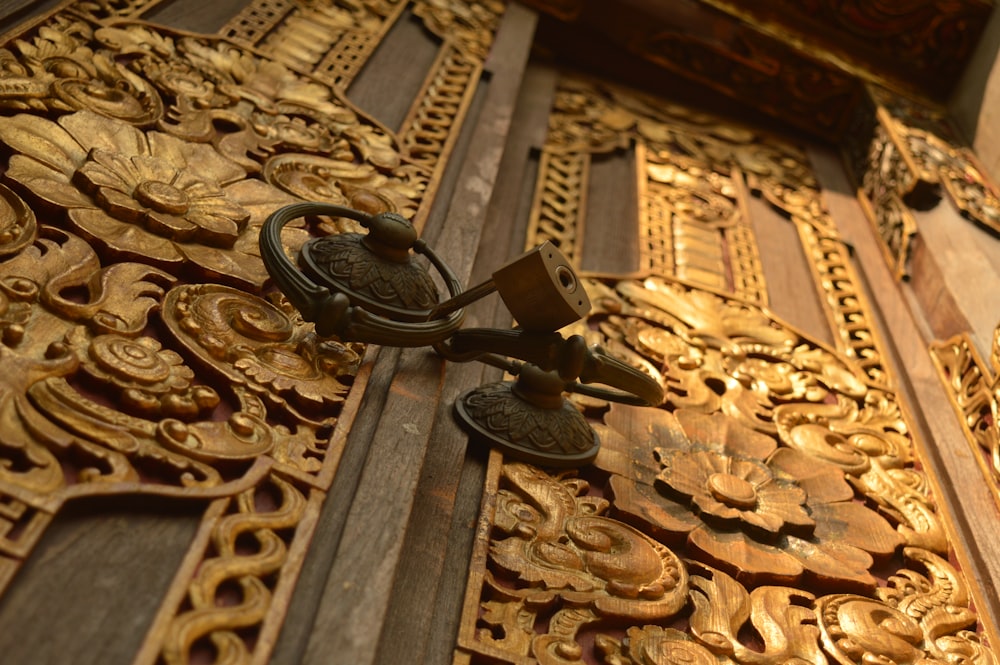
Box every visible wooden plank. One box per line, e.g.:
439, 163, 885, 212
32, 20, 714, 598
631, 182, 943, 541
745, 194, 835, 346
910, 204, 1000, 356
272, 6, 539, 665
808, 144, 1000, 636
0, 0, 61, 40
268, 346, 401, 664
581, 148, 640, 276
347, 9, 442, 132
0, 497, 203, 665
143, 0, 248, 34
377, 61, 557, 665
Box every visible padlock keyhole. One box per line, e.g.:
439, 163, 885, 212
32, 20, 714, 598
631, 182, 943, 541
556, 265, 576, 292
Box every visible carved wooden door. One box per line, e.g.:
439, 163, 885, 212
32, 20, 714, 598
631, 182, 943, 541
0, 1, 998, 665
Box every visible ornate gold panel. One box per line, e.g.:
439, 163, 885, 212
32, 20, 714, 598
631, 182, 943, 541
527, 76, 890, 388
456, 73, 996, 665
456, 276, 997, 665
0, 1, 502, 661
930, 326, 1000, 503
526, 77, 768, 304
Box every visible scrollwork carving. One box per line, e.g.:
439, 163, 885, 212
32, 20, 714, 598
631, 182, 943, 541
930, 330, 1000, 500
457, 276, 989, 665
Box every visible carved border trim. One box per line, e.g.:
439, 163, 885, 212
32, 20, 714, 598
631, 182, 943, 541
929, 331, 1000, 506
794, 217, 892, 389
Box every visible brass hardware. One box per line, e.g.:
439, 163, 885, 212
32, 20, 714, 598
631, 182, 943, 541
443, 331, 664, 467
260, 203, 664, 466
260, 202, 466, 346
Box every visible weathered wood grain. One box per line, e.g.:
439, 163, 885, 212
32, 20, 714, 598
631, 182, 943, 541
0, 497, 203, 665
581, 148, 640, 276
377, 61, 557, 665
347, 9, 442, 133
745, 194, 835, 346
144, 0, 248, 34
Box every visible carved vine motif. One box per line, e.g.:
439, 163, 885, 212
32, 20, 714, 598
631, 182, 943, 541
930, 327, 1000, 498
457, 277, 993, 665
158, 474, 310, 665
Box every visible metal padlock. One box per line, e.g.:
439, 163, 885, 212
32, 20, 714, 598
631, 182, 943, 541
492, 241, 590, 332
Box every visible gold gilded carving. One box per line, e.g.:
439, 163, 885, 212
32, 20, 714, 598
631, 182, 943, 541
1, 110, 294, 288
221, 0, 501, 227
0, 11, 421, 661
930, 329, 1000, 499
399, 45, 480, 172
850, 85, 1000, 277
224, 1, 404, 88
533, 77, 771, 299
854, 123, 918, 279
528, 151, 589, 265
0, 18, 422, 287
457, 278, 989, 665
157, 474, 309, 664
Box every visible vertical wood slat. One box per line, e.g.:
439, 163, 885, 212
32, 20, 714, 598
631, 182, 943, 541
270, 6, 539, 665
377, 61, 558, 665
347, 9, 442, 133
143, 0, 251, 34
581, 148, 640, 276
745, 195, 835, 346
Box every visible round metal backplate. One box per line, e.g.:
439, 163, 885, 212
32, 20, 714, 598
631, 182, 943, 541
453, 381, 600, 468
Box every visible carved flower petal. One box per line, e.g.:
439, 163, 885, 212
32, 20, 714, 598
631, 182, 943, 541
767, 447, 853, 503
99, 187, 147, 224
148, 132, 246, 185
60, 110, 147, 158
784, 535, 876, 593
811, 501, 902, 557
5, 155, 92, 208
130, 152, 178, 185
754, 482, 814, 532
656, 448, 711, 498
675, 409, 776, 460
76, 157, 136, 193
605, 403, 691, 453
70, 207, 183, 264
146, 211, 198, 241
729, 457, 770, 485
223, 179, 298, 225
185, 211, 242, 246
607, 474, 698, 542
688, 525, 802, 586
189, 191, 251, 223
175, 243, 269, 288
692, 493, 742, 523
738, 506, 785, 535
0, 114, 86, 175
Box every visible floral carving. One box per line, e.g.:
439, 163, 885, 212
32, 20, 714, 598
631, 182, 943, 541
165, 284, 361, 420
76, 331, 220, 420
605, 407, 902, 593
0, 110, 296, 288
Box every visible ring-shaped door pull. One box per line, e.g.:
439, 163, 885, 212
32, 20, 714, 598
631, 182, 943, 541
260, 202, 465, 346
